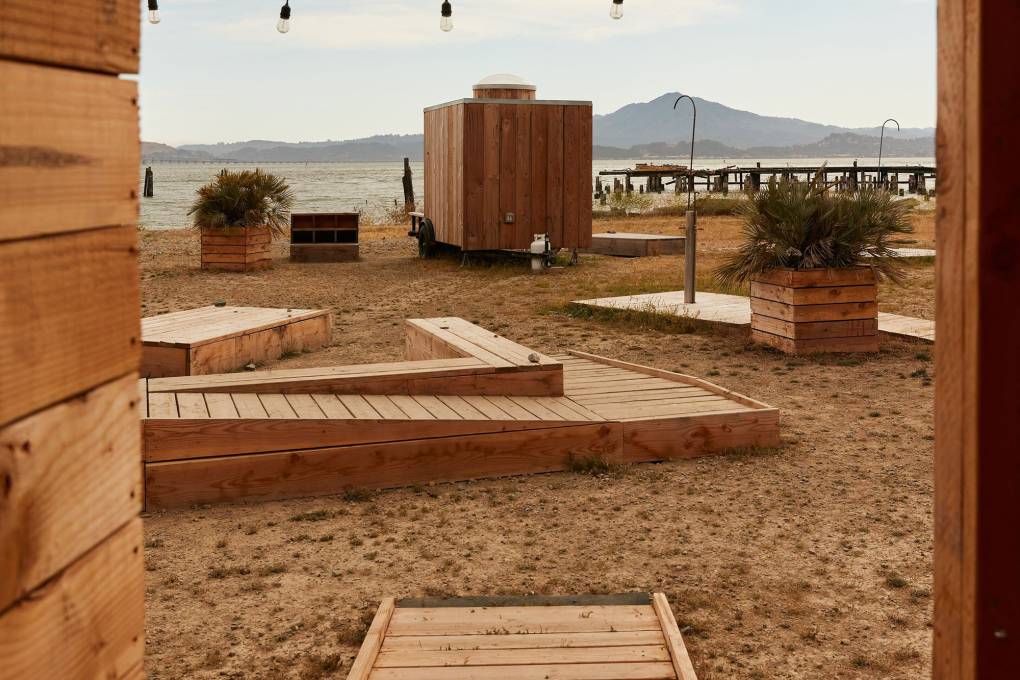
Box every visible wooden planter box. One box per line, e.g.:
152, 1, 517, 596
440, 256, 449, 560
200, 226, 272, 271
750, 267, 879, 354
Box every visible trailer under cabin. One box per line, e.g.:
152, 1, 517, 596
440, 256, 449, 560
422, 75, 593, 253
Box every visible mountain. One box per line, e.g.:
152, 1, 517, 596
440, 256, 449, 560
593, 93, 934, 149
141, 142, 217, 162
176, 135, 424, 162
143, 93, 934, 163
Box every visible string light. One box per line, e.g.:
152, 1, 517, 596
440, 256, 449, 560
440, 1, 453, 32
146, 1, 623, 32
277, 1, 291, 33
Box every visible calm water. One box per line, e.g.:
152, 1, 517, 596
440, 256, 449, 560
139, 157, 935, 230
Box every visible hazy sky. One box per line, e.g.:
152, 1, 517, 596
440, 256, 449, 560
139, 0, 937, 145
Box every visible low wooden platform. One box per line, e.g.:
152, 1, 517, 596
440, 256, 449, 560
575, 292, 936, 343
141, 306, 333, 378
347, 593, 698, 680
586, 233, 686, 258
141, 321, 779, 510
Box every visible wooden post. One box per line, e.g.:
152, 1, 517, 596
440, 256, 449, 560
684, 210, 697, 304
143, 166, 154, 197
935, 1, 1020, 679
401, 157, 415, 213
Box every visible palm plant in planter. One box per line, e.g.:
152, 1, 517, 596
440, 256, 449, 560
716, 174, 912, 354
190, 169, 294, 271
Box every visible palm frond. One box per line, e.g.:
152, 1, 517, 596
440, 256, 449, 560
715, 170, 913, 285
188, 168, 295, 239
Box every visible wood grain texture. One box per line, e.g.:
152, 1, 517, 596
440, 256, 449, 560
0, 226, 140, 427
935, 1, 1020, 678
0, 375, 141, 613
0, 0, 140, 74
0, 519, 144, 678
145, 423, 622, 510
0, 61, 138, 242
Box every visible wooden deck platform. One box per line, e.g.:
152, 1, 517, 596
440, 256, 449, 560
140, 320, 779, 510
585, 233, 686, 258
141, 306, 333, 378
347, 593, 699, 680
575, 291, 936, 343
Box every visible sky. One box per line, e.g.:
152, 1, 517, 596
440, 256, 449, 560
138, 0, 937, 146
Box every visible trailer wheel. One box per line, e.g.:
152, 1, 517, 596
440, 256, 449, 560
417, 219, 436, 259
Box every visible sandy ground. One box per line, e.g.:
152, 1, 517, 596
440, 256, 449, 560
142, 212, 936, 679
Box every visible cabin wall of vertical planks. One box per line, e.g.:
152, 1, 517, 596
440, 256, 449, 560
424, 99, 593, 251
0, 2, 144, 676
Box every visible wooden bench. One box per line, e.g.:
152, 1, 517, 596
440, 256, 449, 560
145, 318, 563, 398
346, 593, 699, 680
141, 306, 333, 378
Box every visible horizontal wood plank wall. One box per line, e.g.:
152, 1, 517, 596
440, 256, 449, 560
0, 2, 143, 674
0, 0, 140, 73
0, 375, 141, 612
425, 101, 592, 251
0, 61, 139, 242
0, 519, 145, 679
0, 225, 140, 426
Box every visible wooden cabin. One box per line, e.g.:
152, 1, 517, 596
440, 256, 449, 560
423, 75, 593, 252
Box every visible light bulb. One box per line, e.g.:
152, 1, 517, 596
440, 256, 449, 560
277, 2, 291, 34
148, 0, 160, 24
610, 1, 623, 20
441, 1, 453, 32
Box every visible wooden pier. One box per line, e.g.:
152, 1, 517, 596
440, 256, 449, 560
597, 162, 937, 197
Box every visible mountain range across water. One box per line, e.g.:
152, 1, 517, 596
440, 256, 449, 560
144, 93, 935, 163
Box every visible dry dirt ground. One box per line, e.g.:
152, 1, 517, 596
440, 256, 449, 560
141, 212, 936, 680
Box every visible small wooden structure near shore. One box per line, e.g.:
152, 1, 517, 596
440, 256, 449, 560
141, 306, 333, 378
139, 317, 778, 511
200, 226, 272, 271
290, 212, 359, 262
423, 75, 593, 252
346, 593, 699, 680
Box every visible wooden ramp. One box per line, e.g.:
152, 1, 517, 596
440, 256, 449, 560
347, 594, 698, 680
141, 305, 333, 378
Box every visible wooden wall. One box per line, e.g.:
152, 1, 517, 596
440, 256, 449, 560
0, 2, 144, 678
424, 100, 592, 252
935, 0, 1020, 678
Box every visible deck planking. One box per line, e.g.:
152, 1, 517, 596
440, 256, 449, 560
141, 351, 778, 510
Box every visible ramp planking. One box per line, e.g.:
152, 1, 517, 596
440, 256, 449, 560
347, 593, 698, 680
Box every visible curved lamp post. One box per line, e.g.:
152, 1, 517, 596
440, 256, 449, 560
674, 95, 698, 303
878, 118, 900, 189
